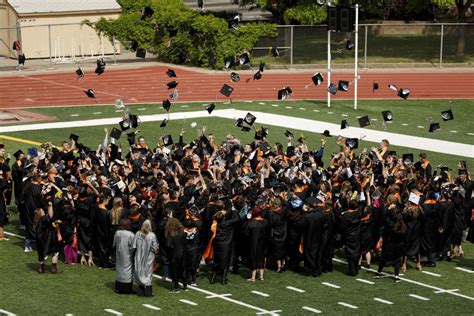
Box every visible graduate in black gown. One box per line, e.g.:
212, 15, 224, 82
22, 174, 45, 251
76, 185, 97, 266
321, 200, 335, 273
303, 197, 325, 277
339, 199, 362, 276
10, 150, 26, 228
0, 170, 10, 241
243, 205, 268, 282
93, 194, 113, 268
402, 200, 423, 271
35, 202, 62, 273
420, 191, 442, 267
286, 197, 306, 272
183, 205, 202, 286
267, 197, 288, 273
166, 218, 187, 293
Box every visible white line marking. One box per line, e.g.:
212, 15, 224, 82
287, 286, 305, 293
467, 133, 474, 136
455, 267, 474, 274
409, 294, 430, 301
434, 289, 459, 294
256, 310, 282, 315
371, 118, 378, 121
143, 304, 161, 311
417, 125, 424, 128
341, 114, 348, 117
356, 278, 374, 285
299, 107, 306, 110
206, 293, 233, 299
338, 302, 358, 309
387, 121, 393, 124
374, 298, 393, 305
450, 130, 458, 133
285, 106, 293, 109
422, 271, 442, 277
70, 114, 79, 117
181, 105, 189, 108
115, 110, 123, 112
65, 314, 73, 316
259, 102, 266, 105
92, 112, 102, 115
302, 306, 322, 313
322, 282, 340, 289
244, 101, 253, 103
327, 112, 334, 114
3, 231, 24, 239
0, 309, 16, 316
401, 123, 409, 126
251, 290, 270, 297
271, 104, 279, 107
180, 299, 198, 306
137, 108, 146, 111
104, 309, 122, 315
313, 109, 319, 112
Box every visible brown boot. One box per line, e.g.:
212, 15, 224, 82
38, 263, 45, 274
51, 263, 58, 274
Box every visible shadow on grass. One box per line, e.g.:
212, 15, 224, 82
457, 258, 474, 270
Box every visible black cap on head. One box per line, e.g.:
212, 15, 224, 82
254, 129, 264, 141
141, 6, 154, 20
403, 153, 414, 165
166, 69, 177, 78
76, 66, 84, 77
13, 149, 24, 160
244, 112, 256, 126
160, 118, 168, 128
136, 48, 146, 58
239, 53, 250, 65
346, 40, 355, 50
358, 115, 370, 128
328, 83, 337, 95
163, 135, 173, 146
69, 134, 79, 142
163, 99, 171, 112
206, 103, 215, 114
286, 146, 295, 157
388, 151, 397, 157
127, 132, 136, 146
85, 89, 95, 98
110, 127, 122, 140
271, 46, 279, 57
253, 71, 262, 80
429, 122, 440, 133
230, 72, 240, 82
220, 84, 234, 97
129, 40, 138, 52
341, 119, 349, 129
338, 80, 349, 92
285, 130, 294, 138
373, 81, 379, 92
397, 88, 410, 100
441, 109, 454, 121
459, 168, 467, 175
346, 138, 358, 149
312, 73, 324, 86
259, 62, 265, 73
382, 110, 393, 122
167, 81, 178, 89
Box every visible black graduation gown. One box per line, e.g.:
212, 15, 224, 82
167, 231, 186, 265
59, 204, 76, 245
340, 209, 362, 260
243, 218, 268, 270
437, 200, 454, 254
36, 215, 61, 262
402, 209, 422, 258
303, 207, 324, 276
268, 207, 288, 260
452, 194, 466, 245
93, 206, 112, 267
380, 210, 405, 265
0, 178, 9, 227
76, 196, 95, 253
10, 161, 24, 205
22, 182, 45, 240
287, 208, 307, 270
213, 213, 240, 273
420, 201, 441, 257
184, 217, 202, 274
359, 207, 373, 255
321, 209, 335, 272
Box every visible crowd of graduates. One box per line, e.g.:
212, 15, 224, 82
0, 126, 472, 296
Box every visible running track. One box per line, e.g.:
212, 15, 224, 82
0, 66, 473, 108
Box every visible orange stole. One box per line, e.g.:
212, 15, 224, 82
203, 220, 217, 261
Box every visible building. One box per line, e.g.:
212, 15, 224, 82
0, 0, 121, 60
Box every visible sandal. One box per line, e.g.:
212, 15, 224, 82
247, 278, 256, 282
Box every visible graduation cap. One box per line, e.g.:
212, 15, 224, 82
76, 66, 84, 78
95, 58, 105, 75
403, 153, 414, 164
285, 130, 294, 138
278, 87, 292, 100
382, 110, 393, 121
312, 72, 324, 86
224, 57, 235, 69
136, 48, 146, 58
388, 151, 397, 157
259, 142, 271, 154
254, 129, 265, 141
338, 80, 349, 92
69, 134, 79, 142
129, 40, 138, 52
163, 135, 173, 146
85, 89, 95, 98
220, 84, 234, 97
114, 99, 125, 110
408, 192, 420, 205
241, 127, 251, 132
441, 109, 454, 121
129, 114, 139, 128
206, 103, 215, 114
167, 81, 178, 89
373, 81, 379, 92
239, 53, 250, 65
110, 127, 122, 140
253, 71, 262, 80
341, 119, 349, 129
127, 132, 136, 146
429, 122, 440, 133
230, 72, 240, 82
163, 99, 171, 112
160, 118, 168, 128
235, 118, 244, 128
259, 62, 265, 73
119, 119, 130, 131
346, 138, 358, 149
397, 88, 410, 100
358, 115, 370, 128
18, 53, 26, 65
244, 112, 256, 126
141, 6, 154, 20
322, 130, 331, 137
166, 69, 177, 78
13, 149, 24, 160
328, 83, 337, 95
346, 40, 355, 50
28, 147, 38, 158
297, 134, 305, 143
228, 15, 240, 29
271, 46, 279, 57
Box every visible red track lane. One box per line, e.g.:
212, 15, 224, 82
0, 66, 473, 108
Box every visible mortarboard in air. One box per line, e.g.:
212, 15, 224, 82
228, 15, 240, 29
271, 46, 279, 57
160, 118, 168, 128
27, 147, 38, 157
127, 132, 136, 146
206, 103, 215, 114
95, 58, 105, 75
373, 81, 379, 92
141, 6, 154, 20
114, 99, 125, 110
322, 130, 331, 137
85, 89, 95, 98
163, 99, 171, 112
382, 110, 393, 121
224, 57, 235, 69
253, 71, 262, 80
13, 149, 24, 160
285, 130, 294, 138
429, 122, 440, 132
167, 81, 178, 89
388, 83, 398, 92
297, 134, 305, 143
262, 127, 269, 137
110, 127, 122, 140
166, 69, 177, 78
259, 62, 265, 73
230, 72, 240, 82
397, 88, 410, 100
129, 40, 138, 52
241, 126, 251, 132
235, 118, 244, 127
402, 153, 414, 165
338, 80, 349, 92
18, 53, 26, 65
328, 83, 337, 95
136, 48, 146, 58
254, 129, 265, 140
312, 72, 324, 85
341, 119, 349, 129
69, 134, 79, 142
239, 53, 250, 65
244, 112, 257, 126
129, 114, 139, 128
346, 40, 355, 50
220, 84, 234, 97
76, 66, 84, 78
441, 109, 454, 121
119, 119, 131, 131
358, 115, 371, 128
278, 87, 291, 100
346, 138, 358, 149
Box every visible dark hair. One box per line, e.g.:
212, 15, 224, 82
165, 218, 183, 237
118, 219, 132, 231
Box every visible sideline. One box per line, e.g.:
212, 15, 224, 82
0, 109, 472, 157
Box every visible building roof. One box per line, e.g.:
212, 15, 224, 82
7, 0, 121, 15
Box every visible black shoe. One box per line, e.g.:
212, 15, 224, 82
221, 277, 228, 285
394, 276, 401, 283
374, 273, 382, 279
210, 272, 216, 284
170, 288, 180, 294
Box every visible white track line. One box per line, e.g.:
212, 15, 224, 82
271, 104, 279, 107
206, 293, 232, 299
302, 306, 322, 313
455, 267, 474, 274
321, 282, 340, 289
180, 299, 198, 306
356, 278, 374, 285
374, 298, 393, 305
251, 290, 270, 297
332, 257, 474, 301
143, 304, 161, 311
338, 302, 358, 309
104, 309, 122, 315
422, 271, 442, 277
409, 294, 430, 301
287, 286, 305, 293
0, 309, 16, 316
313, 109, 319, 112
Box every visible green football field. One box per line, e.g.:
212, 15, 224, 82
0, 99, 473, 315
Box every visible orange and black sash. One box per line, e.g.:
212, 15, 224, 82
424, 199, 436, 205
421, 160, 430, 170
203, 220, 217, 261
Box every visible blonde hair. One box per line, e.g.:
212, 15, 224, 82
111, 198, 123, 226
140, 219, 152, 235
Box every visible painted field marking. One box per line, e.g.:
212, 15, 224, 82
467, 133, 474, 136
341, 114, 348, 117
450, 130, 458, 133
401, 123, 409, 126
256, 310, 282, 315
327, 112, 333, 114
313, 109, 319, 112
0, 135, 42, 146
180, 299, 198, 306
206, 293, 232, 299
244, 101, 253, 103
417, 126, 424, 129
299, 107, 306, 110
137, 108, 147, 111
387, 121, 393, 124
455, 267, 474, 274
92, 112, 102, 115
356, 278, 374, 285
409, 294, 430, 301
104, 309, 123, 315
302, 306, 322, 313
0, 309, 16, 316
287, 286, 305, 293
65, 314, 73, 316
422, 271, 442, 277
434, 289, 459, 294
251, 290, 270, 297
271, 104, 279, 107
143, 304, 161, 311
115, 110, 123, 112
181, 105, 189, 108
338, 302, 358, 309
285, 106, 293, 109
70, 114, 79, 117
322, 282, 340, 289
373, 298, 393, 305
3, 231, 24, 239
259, 102, 266, 105
371, 118, 378, 121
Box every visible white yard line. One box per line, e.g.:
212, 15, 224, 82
272, 104, 279, 107
104, 309, 123, 315
256, 310, 282, 315
3, 231, 24, 239
0, 309, 16, 316
302, 306, 322, 313
373, 298, 393, 305
434, 289, 459, 294
321, 282, 340, 289
422, 271, 442, 277
206, 293, 232, 299
299, 108, 306, 110
337, 302, 358, 309
69, 114, 79, 117
251, 291, 270, 297
285, 106, 293, 109
455, 267, 474, 274
180, 299, 198, 306
92, 112, 102, 115
409, 294, 430, 301
286, 286, 305, 293
142, 304, 161, 311
356, 278, 374, 285
258, 102, 266, 105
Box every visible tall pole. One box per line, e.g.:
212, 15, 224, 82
327, 29, 331, 108
354, 4, 359, 110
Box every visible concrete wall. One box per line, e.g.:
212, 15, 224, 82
0, 0, 19, 59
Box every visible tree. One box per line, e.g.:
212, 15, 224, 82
455, 0, 472, 57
